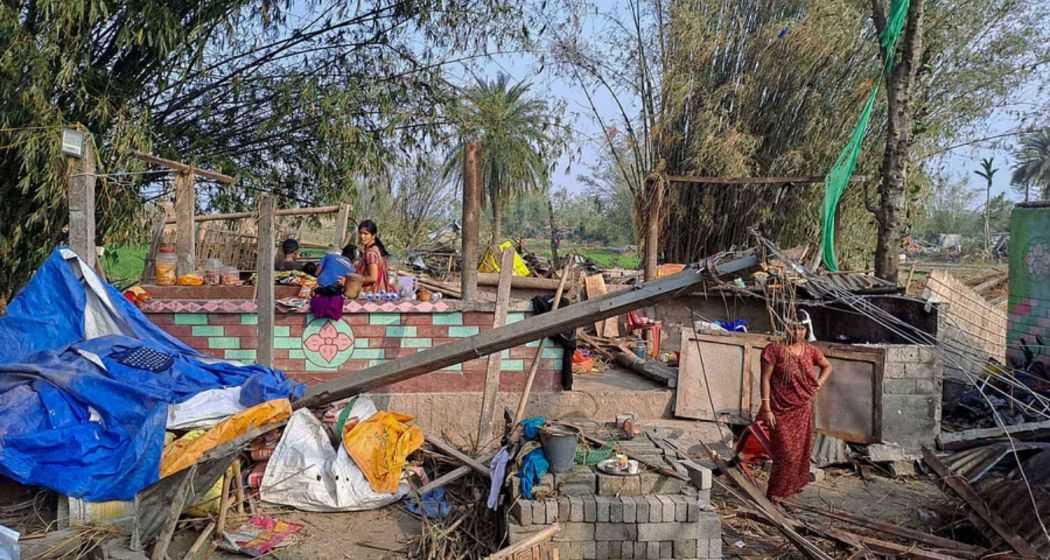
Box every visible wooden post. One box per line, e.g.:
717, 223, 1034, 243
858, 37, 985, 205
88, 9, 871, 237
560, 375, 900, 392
478, 249, 514, 441
67, 132, 96, 268
256, 196, 275, 367
174, 171, 197, 275
643, 176, 663, 281
462, 142, 481, 299
513, 262, 572, 425
334, 202, 352, 248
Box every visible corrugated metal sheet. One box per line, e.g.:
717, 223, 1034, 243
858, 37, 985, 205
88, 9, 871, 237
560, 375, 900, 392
797, 272, 900, 297
810, 433, 851, 467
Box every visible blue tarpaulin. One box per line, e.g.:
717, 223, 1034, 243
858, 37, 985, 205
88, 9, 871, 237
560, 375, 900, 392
0, 249, 303, 500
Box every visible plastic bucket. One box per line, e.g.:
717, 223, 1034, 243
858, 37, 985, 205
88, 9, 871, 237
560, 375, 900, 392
540, 425, 579, 473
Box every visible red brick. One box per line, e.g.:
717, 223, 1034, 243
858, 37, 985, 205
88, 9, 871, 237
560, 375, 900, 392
349, 325, 385, 337
272, 349, 289, 360
375, 337, 402, 349
239, 336, 259, 349
403, 314, 435, 326
148, 314, 175, 325
222, 325, 257, 337
286, 323, 306, 336
415, 326, 449, 337
288, 373, 334, 385
341, 314, 370, 325
339, 360, 372, 371
202, 348, 225, 360
463, 312, 495, 326
274, 359, 306, 371
164, 325, 194, 338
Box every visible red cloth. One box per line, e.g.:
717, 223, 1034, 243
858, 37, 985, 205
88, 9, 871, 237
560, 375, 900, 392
357, 245, 393, 293
760, 343, 824, 500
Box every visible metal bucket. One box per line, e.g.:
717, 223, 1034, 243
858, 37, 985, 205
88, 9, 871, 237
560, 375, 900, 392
540, 425, 579, 473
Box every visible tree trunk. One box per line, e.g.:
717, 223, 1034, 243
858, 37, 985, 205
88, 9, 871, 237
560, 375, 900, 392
492, 202, 503, 244
984, 180, 991, 255
873, 0, 926, 283
547, 194, 560, 268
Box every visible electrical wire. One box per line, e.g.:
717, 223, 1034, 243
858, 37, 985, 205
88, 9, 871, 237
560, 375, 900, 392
750, 230, 1050, 546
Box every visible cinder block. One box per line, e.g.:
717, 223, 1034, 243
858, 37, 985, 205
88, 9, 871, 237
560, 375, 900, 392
623, 497, 638, 523
660, 542, 672, 559
512, 500, 531, 525
598, 473, 643, 496
597, 496, 612, 522
634, 542, 648, 559
554, 522, 595, 542
697, 488, 712, 509
608, 540, 623, 559
570, 497, 585, 522
508, 522, 545, 544
687, 501, 701, 522
698, 511, 722, 539
584, 497, 597, 522
883, 378, 916, 394
531, 501, 546, 525
641, 472, 688, 495
673, 540, 698, 559
638, 522, 692, 542
621, 541, 635, 559
559, 498, 571, 522
657, 495, 675, 522
646, 496, 662, 522
709, 535, 723, 559
915, 378, 939, 394
558, 542, 582, 559
695, 538, 709, 559
610, 498, 624, 523
546, 498, 559, 523
583, 542, 597, 560
555, 465, 598, 496
512, 473, 555, 499
646, 541, 660, 560
673, 496, 688, 522
596, 541, 610, 560
595, 523, 637, 541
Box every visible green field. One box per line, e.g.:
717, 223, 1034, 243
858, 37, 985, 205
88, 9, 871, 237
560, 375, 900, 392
102, 245, 147, 289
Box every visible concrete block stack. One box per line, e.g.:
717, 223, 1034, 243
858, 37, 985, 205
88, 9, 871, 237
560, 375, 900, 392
880, 345, 941, 449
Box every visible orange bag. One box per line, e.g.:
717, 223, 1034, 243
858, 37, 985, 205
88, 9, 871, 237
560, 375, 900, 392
342, 411, 424, 493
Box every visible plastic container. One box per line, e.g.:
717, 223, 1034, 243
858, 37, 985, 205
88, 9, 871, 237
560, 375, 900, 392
204, 259, 223, 285
155, 248, 177, 286
222, 266, 241, 286
539, 425, 579, 473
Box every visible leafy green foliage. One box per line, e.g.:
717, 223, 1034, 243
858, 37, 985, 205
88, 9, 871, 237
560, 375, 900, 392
1010, 128, 1050, 202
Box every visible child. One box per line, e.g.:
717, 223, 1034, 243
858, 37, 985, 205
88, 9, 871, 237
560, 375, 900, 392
310, 245, 358, 320
275, 239, 305, 271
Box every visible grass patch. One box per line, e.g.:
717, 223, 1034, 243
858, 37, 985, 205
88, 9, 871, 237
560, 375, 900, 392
577, 248, 640, 270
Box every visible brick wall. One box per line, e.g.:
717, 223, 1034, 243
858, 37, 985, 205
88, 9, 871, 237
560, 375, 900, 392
146, 310, 565, 393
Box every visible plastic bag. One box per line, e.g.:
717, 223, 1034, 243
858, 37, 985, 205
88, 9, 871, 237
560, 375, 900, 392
342, 411, 424, 494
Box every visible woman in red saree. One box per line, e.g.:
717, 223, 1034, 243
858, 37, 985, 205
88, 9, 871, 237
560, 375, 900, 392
759, 322, 833, 502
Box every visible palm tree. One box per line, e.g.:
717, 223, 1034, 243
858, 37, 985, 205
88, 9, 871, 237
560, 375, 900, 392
444, 74, 563, 243
1011, 128, 1050, 202
975, 157, 997, 255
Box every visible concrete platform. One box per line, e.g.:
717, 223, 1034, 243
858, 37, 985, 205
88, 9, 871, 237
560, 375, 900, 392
368, 366, 719, 447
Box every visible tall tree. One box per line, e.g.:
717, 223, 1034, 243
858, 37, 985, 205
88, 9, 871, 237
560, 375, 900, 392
1011, 128, 1050, 203
974, 157, 997, 255
871, 0, 926, 283
443, 74, 565, 243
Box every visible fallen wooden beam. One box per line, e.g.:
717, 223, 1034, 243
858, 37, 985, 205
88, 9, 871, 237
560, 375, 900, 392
514, 262, 572, 425
922, 448, 1039, 559
297, 254, 759, 409
820, 526, 967, 560
477, 273, 564, 291
786, 502, 986, 557
428, 436, 492, 478
416, 451, 499, 495
613, 348, 677, 388
479, 250, 514, 441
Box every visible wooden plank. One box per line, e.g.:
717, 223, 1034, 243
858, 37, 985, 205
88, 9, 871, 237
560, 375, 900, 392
416, 450, 499, 495
164, 205, 341, 224
584, 274, 618, 336
787, 502, 985, 556
428, 436, 491, 477
334, 202, 352, 247
479, 249, 514, 441
67, 133, 96, 268
296, 254, 759, 409
674, 327, 705, 420
700, 443, 834, 560
134, 151, 235, 184
174, 171, 196, 276
182, 521, 216, 560
939, 419, 1050, 450
151, 464, 197, 560
477, 273, 564, 290
820, 527, 967, 560
922, 448, 1039, 559
256, 196, 275, 367
514, 262, 572, 425
462, 142, 481, 300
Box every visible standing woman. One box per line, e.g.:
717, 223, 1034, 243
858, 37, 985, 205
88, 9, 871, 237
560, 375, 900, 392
758, 320, 832, 502
356, 220, 394, 294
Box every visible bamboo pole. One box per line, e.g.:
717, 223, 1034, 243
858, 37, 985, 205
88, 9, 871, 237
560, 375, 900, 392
513, 262, 572, 425
164, 205, 341, 224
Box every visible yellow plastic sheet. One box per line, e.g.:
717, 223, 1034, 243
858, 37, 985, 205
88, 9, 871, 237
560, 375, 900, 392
342, 411, 424, 493
160, 399, 291, 478
478, 241, 531, 277
162, 430, 228, 514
